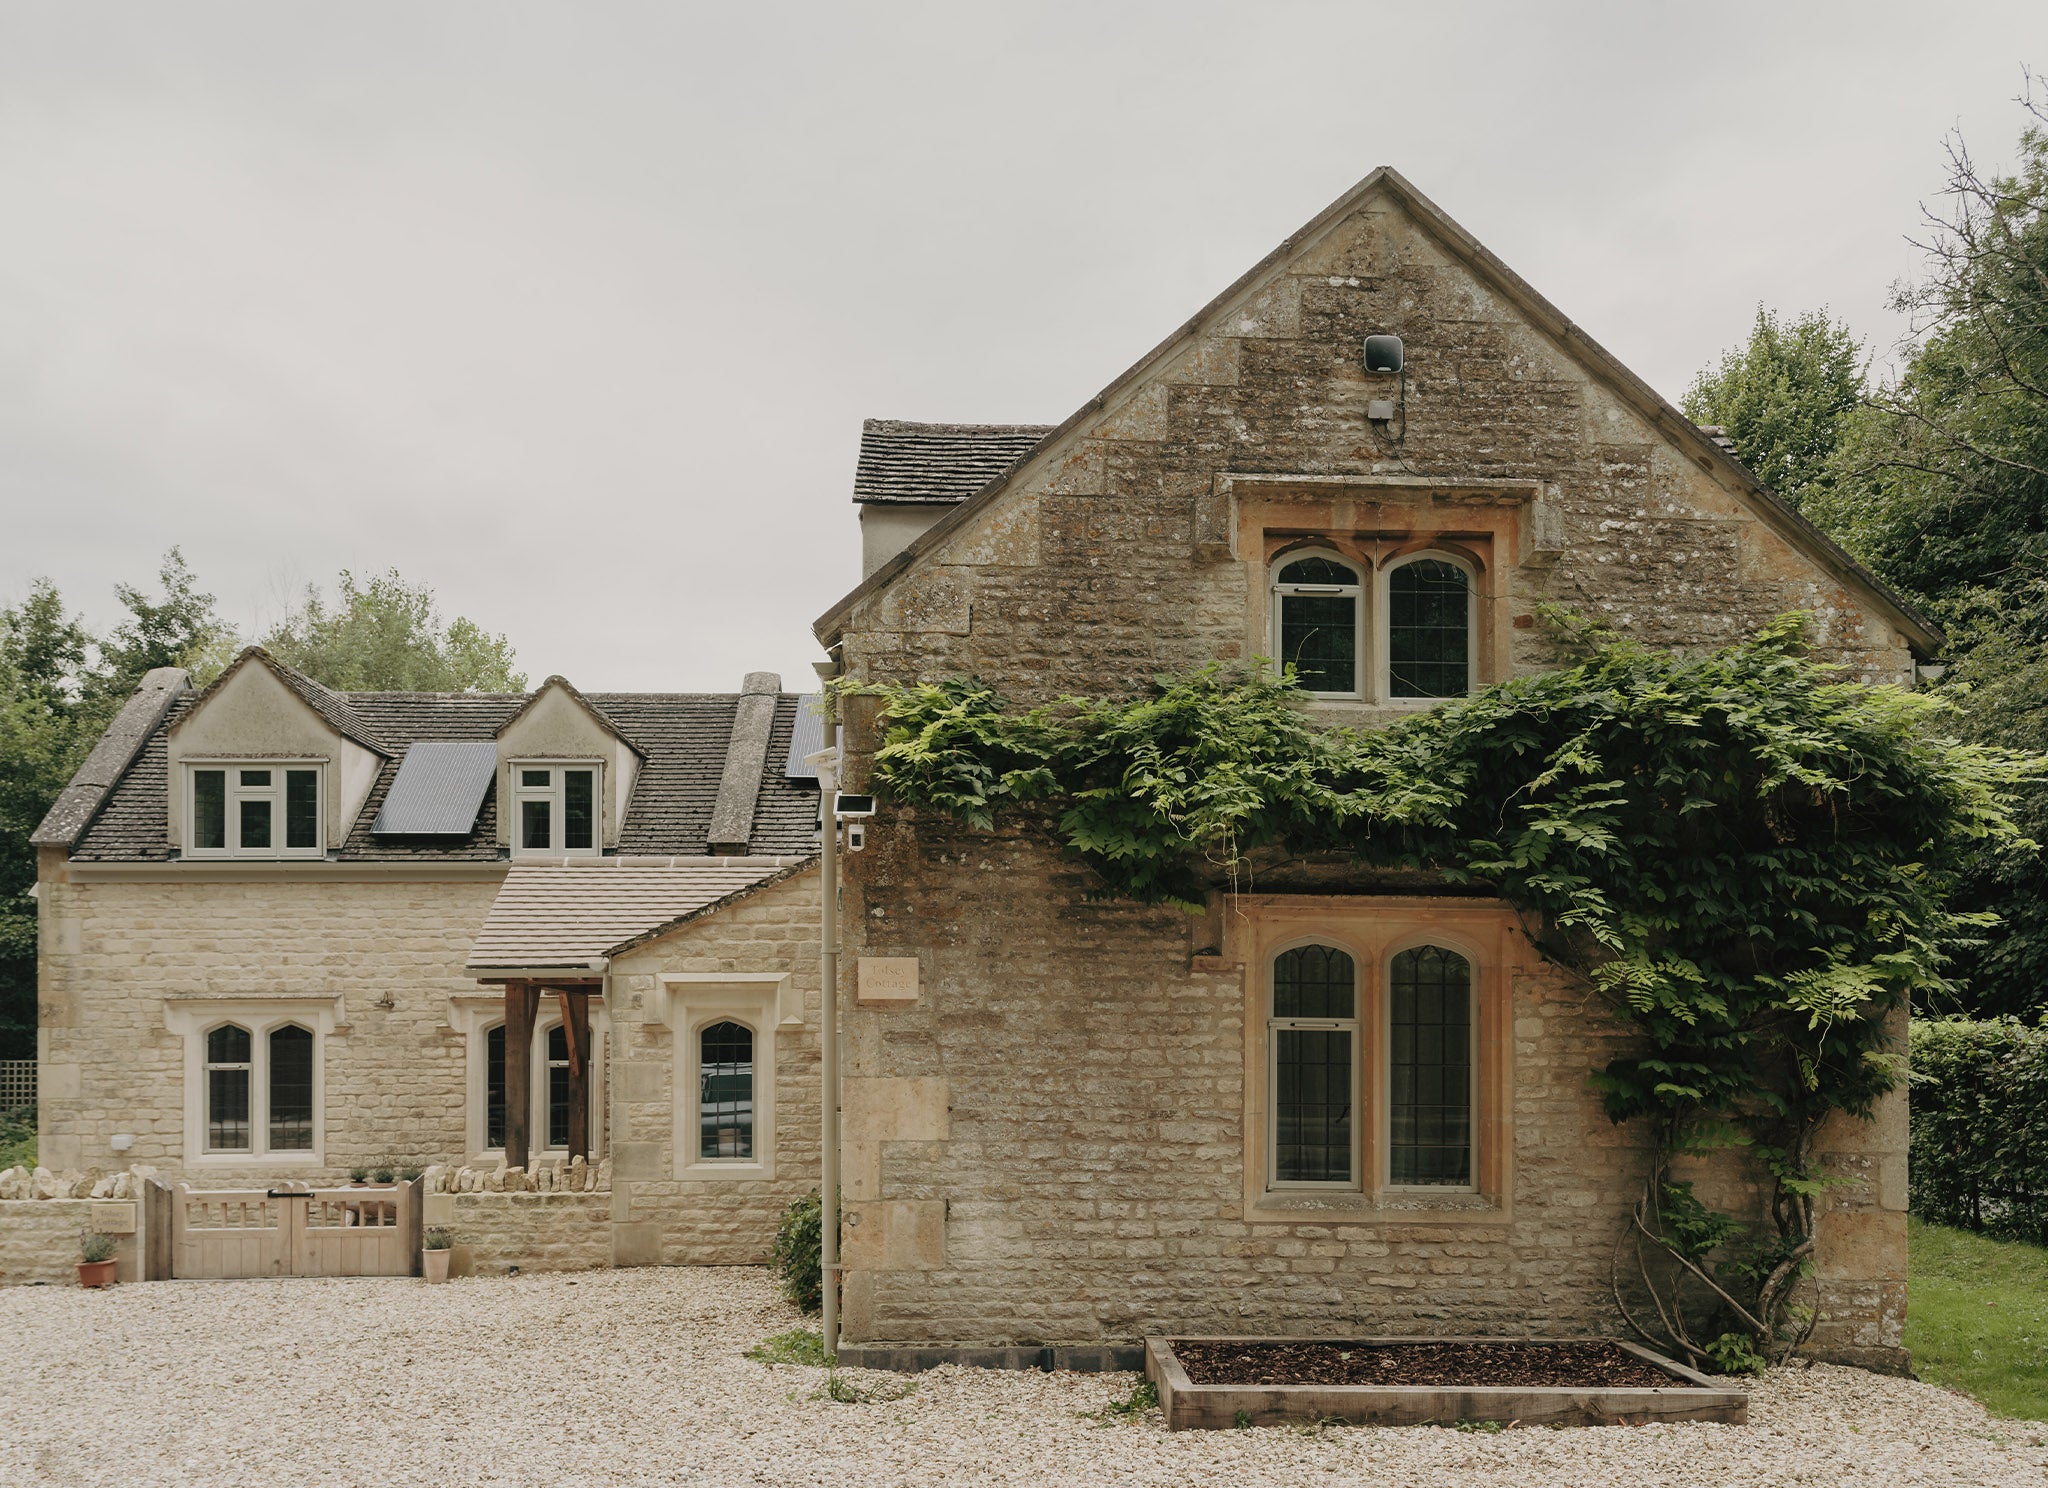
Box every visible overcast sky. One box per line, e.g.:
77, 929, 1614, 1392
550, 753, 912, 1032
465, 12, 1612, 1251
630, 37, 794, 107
3, 4, 2042, 692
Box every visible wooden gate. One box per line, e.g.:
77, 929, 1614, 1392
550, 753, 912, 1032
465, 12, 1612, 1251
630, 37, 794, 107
172, 1178, 422, 1279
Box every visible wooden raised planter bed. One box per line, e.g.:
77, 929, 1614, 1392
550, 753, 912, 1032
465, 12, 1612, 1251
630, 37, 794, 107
1145, 1337, 1748, 1430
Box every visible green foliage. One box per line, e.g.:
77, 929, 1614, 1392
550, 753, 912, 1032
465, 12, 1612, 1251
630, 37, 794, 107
78, 1232, 118, 1264
771, 1190, 825, 1314
260, 569, 526, 694
747, 1327, 830, 1366
422, 1228, 454, 1251
0, 1106, 36, 1171
1701, 1332, 1767, 1377
1683, 305, 1865, 513
850, 620, 2034, 1363
1906, 1217, 2048, 1420
1910, 1017, 2048, 1241
91, 549, 235, 702
1088, 1379, 1158, 1423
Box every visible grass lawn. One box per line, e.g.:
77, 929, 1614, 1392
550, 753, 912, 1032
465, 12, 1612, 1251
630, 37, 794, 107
1907, 1216, 2048, 1420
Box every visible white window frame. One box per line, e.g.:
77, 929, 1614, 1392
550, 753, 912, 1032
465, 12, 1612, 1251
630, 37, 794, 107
658, 974, 790, 1182
1269, 550, 1367, 700
184, 760, 326, 859
510, 760, 604, 858
1265, 938, 1364, 1192
1377, 551, 1479, 704
449, 995, 607, 1164
1379, 934, 1481, 1195
164, 998, 337, 1166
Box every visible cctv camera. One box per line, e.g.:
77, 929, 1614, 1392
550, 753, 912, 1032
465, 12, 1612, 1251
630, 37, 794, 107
845, 821, 866, 852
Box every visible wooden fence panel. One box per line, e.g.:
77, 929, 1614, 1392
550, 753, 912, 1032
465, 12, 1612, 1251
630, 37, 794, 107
172, 1186, 293, 1279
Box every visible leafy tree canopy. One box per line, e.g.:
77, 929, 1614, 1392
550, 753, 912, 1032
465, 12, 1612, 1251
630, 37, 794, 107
1683, 305, 1864, 514
260, 569, 526, 694
848, 623, 2036, 1364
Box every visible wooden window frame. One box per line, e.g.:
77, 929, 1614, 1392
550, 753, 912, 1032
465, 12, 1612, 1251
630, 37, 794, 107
1268, 550, 1368, 700
183, 761, 326, 860
509, 761, 603, 859
1233, 897, 1516, 1223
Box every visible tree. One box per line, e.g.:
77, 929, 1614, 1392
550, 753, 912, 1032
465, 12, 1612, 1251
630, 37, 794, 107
1805, 83, 2048, 1017
0, 582, 100, 1062
1682, 306, 1865, 513
260, 570, 526, 693
91, 548, 235, 704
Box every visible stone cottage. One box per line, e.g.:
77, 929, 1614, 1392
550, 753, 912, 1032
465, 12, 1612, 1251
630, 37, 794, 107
814, 167, 1931, 1371
23, 167, 1929, 1367
27, 648, 828, 1270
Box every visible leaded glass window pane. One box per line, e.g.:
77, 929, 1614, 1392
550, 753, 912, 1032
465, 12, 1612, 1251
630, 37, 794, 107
564, 770, 595, 851
486, 1025, 507, 1149
1279, 556, 1357, 585
1280, 593, 1358, 693
268, 1025, 314, 1150
238, 797, 272, 850
1389, 945, 1473, 1185
285, 769, 319, 849
205, 1024, 251, 1152
699, 1021, 754, 1160
194, 770, 227, 850
521, 799, 552, 851
546, 1025, 571, 1149
1273, 944, 1354, 1019
1387, 560, 1470, 698
1271, 944, 1355, 1184
1275, 1029, 1350, 1182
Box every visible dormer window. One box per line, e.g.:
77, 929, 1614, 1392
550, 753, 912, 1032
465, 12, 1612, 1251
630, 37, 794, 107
187, 764, 324, 859
512, 763, 600, 857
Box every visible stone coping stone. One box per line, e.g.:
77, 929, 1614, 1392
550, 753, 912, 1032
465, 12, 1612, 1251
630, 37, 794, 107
1145, 1336, 1749, 1431
834, 1344, 1145, 1374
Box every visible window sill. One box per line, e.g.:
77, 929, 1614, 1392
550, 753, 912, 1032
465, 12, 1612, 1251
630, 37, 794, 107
190, 1152, 325, 1168
679, 1159, 772, 1182
1247, 1190, 1506, 1224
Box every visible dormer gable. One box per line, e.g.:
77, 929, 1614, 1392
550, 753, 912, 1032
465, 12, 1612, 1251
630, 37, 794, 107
494, 676, 645, 853
164, 647, 391, 854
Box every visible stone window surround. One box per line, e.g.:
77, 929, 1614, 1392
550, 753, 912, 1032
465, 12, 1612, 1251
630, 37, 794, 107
1231, 896, 1517, 1224
447, 994, 608, 1166
163, 996, 340, 1167
180, 758, 328, 860
1264, 536, 1485, 707
508, 759, 604, 859
652, 974, 798, 1183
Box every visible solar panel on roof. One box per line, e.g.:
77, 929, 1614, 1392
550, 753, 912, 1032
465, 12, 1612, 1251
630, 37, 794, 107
784, 695, 826, 780
371, 741, 499, 834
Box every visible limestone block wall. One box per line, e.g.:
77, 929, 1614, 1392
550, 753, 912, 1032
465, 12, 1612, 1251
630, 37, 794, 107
435, 1192, 611, 1275
35, 858, 503, 1183
830, 185, 1914, 1363
605, 869, 822, 1267
0, 1196, 143, 1285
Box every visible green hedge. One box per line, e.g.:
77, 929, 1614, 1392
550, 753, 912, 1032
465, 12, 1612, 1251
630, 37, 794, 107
1910, 1018, 2048, 1241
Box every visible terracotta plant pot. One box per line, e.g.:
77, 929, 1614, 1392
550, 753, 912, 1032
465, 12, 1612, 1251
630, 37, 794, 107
422, 1248, 451, 1283
77, 1260, 117, 1289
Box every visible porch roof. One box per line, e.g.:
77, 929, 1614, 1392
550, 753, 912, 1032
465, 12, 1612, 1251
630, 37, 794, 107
464, 856, 813, 976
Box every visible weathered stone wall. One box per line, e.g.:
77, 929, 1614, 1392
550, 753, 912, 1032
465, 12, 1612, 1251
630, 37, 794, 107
434, 1191, 612, 1275
605, 869, 822, 1266
35, 859, 502, 1182
834, 185, 1912, 1363
0, 1196, 142, 1285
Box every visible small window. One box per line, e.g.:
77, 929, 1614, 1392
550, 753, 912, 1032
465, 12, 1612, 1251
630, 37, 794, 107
1388, 945, 1473, 1186
699, 1021, 754, 1160
546, 1024, 573, 1149
1385, 558, 1472, 699
187, 765, 324, 858
1269, 944, 1357, 1186
205, 1024, 253, 1152
1271, 554, 1364, 696
268, 1025, 315, 1151
512, 764, 601, 856
485, 1025, 508, 1150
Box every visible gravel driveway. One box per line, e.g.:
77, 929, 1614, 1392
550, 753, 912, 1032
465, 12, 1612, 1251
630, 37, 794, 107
5, 1267, 2041, 1487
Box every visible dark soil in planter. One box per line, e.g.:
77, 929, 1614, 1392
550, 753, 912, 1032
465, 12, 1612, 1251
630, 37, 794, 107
1173, 1340, 1679, 1389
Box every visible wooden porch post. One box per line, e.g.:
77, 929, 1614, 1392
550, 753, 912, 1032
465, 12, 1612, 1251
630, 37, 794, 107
503, 981, 538, 1170
562, 989, 592, 1160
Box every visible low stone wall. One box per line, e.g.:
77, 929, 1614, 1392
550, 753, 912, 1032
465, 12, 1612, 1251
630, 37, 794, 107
427, 1190, 611, 1276
0, 1195, 143, 1285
